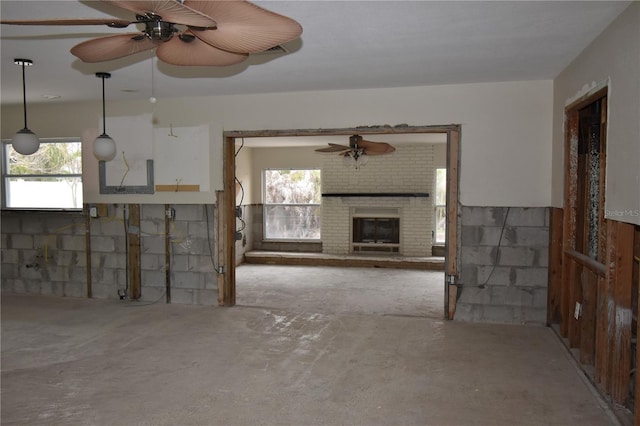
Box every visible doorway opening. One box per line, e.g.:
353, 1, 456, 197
220, 125, 460, 319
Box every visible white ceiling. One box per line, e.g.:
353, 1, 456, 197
0, 0, 631, 108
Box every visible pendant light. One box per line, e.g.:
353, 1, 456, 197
93, 72, 116, 161
12, 58, 40, 155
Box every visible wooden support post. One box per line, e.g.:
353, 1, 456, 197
83, 204, 92, 298
568, 259, 582, 348
216, 192, 225, 306
547, 208, 563, 324
595, 272, 611, 393
128, 204, 141, 300
445, 128, 460, 319
164, 204, 171, 304
608, 220, 634, 405
580, 269, 597, 365
633, 225, 640, 426
222, 137, 236, 306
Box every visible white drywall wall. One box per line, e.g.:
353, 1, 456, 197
1, 80, 553, 207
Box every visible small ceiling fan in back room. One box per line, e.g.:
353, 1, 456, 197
315, 135, 396, 169
0, 0, 303, 66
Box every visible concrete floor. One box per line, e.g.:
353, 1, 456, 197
1, 265, 618, 425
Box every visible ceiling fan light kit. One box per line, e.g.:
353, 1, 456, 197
94, 72, 117, 162
316, 134, 396, 170
12, 58, 40, 156
2, 0, 303, 66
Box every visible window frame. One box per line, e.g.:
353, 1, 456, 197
262, 168, 321, 241
1, 137, 83, 211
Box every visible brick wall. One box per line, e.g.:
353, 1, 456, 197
1, 204, 220, 305
321, 144, 434, 256
455, 206, 549, 324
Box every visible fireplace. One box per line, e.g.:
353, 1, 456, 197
352, 208, 400, 253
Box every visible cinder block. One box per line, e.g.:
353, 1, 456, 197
461, 206, 508, 227
142, 235, 165, 255
99, 219, 126, 236
503, 287, 534, 307
170, 288, 194, 304
476, 266, 513, 286
46, 216, 83, 235
452, 303, 484, 322
482, 305, 515, 323
173, 271, 205, 289
189, 255, 216, 273
41, 282, 64, 297
2, 249, 19, 264
170, 254, 189, 272
90, 236, 116, 253
11, 234, 34, 250
461, 246, 496, 266
1, 263, 18, 279
505, 207, 547, 227
204, 274, 219, 290
514, 227, 549, 247
142, 270, 165, 288
497, 247, 536, 266
103, 254, 126, 269
193, 289, 217, 305
140, 286, 166, 303
532, 288, 548, 309
54, 251, 77, 267
47, 265, 70, 282
69, 267, 87, 284
173, 205, 204, 221
140, 219, 161, 236
2, 279, 15, 292
91, 283, 117, 299
20, 265, 43, 280
188, 221, 210, 238
515, 268, 548, 288
142, 204, 165, 220
64, 282, 86, 298
458, 286, 491, 305
141, 253, 161, 271
518, 307, 547, 324
22, 219, 45, 234
12, 279, 27, 293
1, 216, 21, 233
61, 235, 86, 251
535, 247, 549, 267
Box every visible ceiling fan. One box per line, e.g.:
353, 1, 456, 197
0, 0, 303, 67
315, 135, 396, 168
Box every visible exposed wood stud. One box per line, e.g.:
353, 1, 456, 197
547, 208, 563, 324
446, 127, 461, 319
580, 269, 597, 365
216, 192, 225, 306
609, 220, 634, 404
568, 259, 582, 348
128, 204, 141, 300
164, 204, 171, 304
223, 136, 236, 306
83, 204, 92, 298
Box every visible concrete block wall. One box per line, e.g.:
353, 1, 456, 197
1, 204, 220, 306
454, 206, 550, 324
321, 144, 434, 256
1, 211, 88, 297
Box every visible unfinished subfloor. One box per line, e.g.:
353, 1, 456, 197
1, 265, 618, 425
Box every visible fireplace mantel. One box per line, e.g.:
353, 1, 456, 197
322, 193, 429, 198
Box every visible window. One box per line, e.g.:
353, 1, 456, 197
2, 138, 82, 209
434, 167, 447, 244
263, 169, 321, 239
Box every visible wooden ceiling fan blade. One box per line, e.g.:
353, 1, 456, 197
185, 0, 302, 53
102, 0, 216, 28
0, 18, 132, 28
71, 33, 157, 63
315, 145, 351, 153
156, 32, 248, 66
360, 140, 396, 155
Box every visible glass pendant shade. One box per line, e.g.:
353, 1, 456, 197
94, 72, 116, 161
93, 133, 116, 161
12, 128, 40, 155
12, 58, 39, 155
